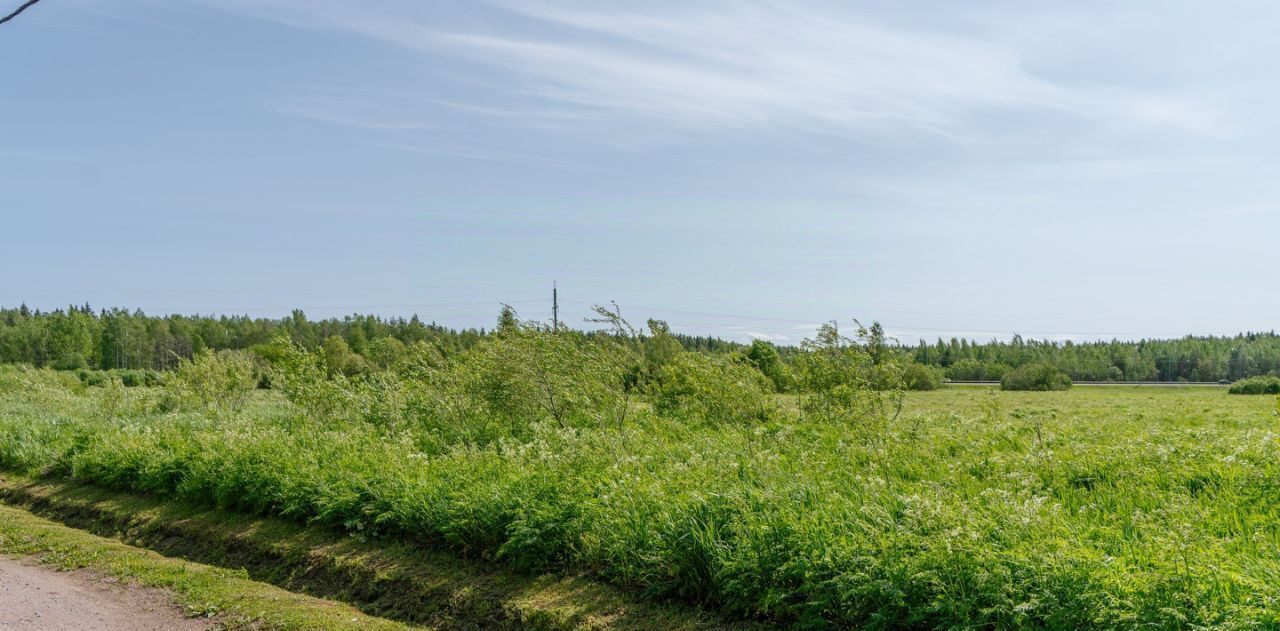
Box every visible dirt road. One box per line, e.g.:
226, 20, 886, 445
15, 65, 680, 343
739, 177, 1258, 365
0, 556, 211, 631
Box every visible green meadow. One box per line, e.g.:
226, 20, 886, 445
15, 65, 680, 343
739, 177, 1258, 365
2, 354, 1278, 629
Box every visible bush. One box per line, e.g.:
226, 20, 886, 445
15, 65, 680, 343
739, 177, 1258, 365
902, 363, 943, 391
1000, 363, 1072, 391
793, 322, 905, 424
1228, 375, 1280, 395
271, 314, 642, 442
75, 368, 163, 388
945, 358, 986, 382
651, 353, 777, 425
744, 339, 790, 392
452, 325, 636, 430
116, 369, 163, 387
75, 369, 108, 387
162, 350, 260, 413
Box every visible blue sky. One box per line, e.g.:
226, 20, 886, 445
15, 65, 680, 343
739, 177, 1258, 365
3, 0, 1278, 344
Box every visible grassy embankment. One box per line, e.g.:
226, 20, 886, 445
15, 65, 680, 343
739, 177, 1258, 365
0, 474, 739, 630
2, 365, 1280, 628
0, 501, 418, 630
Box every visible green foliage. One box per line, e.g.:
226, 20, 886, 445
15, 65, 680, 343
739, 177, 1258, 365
365, 336, 407, 370
9, 305, 1280, 387
449, 315, 636, 431
641, 319, 684, 379
0, 306, 488, 373
96, 376, 126, 421
321, 335, 368, 378
650, 353, 776, 425
794, 321, 905, 424
1227, 375, 1280, 394
945, 357, 1009, 382
5, 371, 1280, 628
743, 339, 789, 392
901, 362, 943, 390
162, 350, 260, 414
76, 368, 163, 388
1001, 363, 1073, 391
268, 308, 642, 446
913, 331, 1280, 383
47, 307, 98, 369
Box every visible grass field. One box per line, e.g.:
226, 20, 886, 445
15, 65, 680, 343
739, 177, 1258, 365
2, 366, 1279, 629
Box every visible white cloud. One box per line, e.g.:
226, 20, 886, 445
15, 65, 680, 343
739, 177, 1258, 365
185, 1, 1228, 141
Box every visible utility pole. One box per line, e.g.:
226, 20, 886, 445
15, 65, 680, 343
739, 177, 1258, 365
552, 281, 559, 333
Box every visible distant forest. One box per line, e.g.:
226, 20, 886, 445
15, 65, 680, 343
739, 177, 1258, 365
908, 334, 1280, 382
0, 305, 739, 373
1, 304, 1277, 382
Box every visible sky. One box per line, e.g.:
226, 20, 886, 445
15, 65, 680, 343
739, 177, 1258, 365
2, 0, 1278, 345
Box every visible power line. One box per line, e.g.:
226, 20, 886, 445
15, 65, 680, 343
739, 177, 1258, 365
0, 0, 42, 27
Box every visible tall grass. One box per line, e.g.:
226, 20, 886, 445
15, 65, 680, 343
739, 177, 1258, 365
2, 365, 1279, 628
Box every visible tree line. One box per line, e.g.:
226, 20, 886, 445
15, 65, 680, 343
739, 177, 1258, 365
2, 304, 1277, 382
0, 304, 740, 373
911, 332, 1280, 382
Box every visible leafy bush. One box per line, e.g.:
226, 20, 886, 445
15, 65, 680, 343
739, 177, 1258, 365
451, 323, 636, 430
75, 369, 108, 387
651, 353, 777, 425
1000, 363, 1072, 391
945, 358, 987, 381
945, 359, 1011, 382
743, 339, 789, 392
793, 321, 904, 424
76, 368, 163, 388
365, 336, 407, 369
902, 363, 944, 391
161, 350, 260, 413
321, 335, 368, 377
118, 369, 163, 387
1228, 375, 1280, 395
271, 311, 641, 444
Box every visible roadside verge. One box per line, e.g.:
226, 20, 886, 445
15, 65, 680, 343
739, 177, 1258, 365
0, 474, 754, 631
0, 503, 419, 630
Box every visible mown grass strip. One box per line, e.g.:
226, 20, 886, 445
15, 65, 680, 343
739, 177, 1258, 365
0, 473, 756, 631
0, 503, 420, 630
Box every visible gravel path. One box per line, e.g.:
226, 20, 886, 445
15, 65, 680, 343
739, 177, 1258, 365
0, 556, 212, 631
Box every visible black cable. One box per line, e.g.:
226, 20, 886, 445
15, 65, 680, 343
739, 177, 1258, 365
0, 0, 42, 27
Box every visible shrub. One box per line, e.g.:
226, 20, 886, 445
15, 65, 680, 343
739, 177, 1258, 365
744, 339, 790, 392
116, 369, 163, 387
162, 350, 260, 413
271, 312, 642, 442
793, 321, 905, 424
902, 363, 944, 391
366, 336, 407, 370
453, 325, 636, 430
75, 369, 108, 387
321, 335, 368, 377
945, 358, 987, 381
75, 369, 164, 388
1000, 363, 1072, 391
651, 353, 777, 425
1228, 375, 1280, 395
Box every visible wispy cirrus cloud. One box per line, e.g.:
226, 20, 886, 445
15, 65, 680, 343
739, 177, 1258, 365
187, 0, 1230, 142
